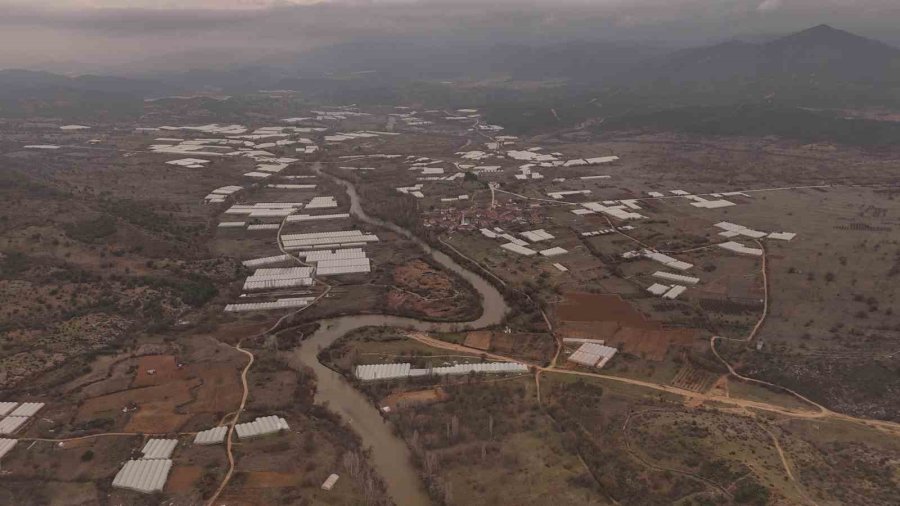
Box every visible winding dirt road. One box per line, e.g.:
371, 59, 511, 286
205, 344, 254, 506
206, 210, 335, 506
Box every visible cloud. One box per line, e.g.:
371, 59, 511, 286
4, 0, 323, 9
2, 0, 900, 71
757, 0, 783, 12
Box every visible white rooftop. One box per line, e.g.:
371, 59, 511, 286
141, 439, 178, 460
0, 438, 16, 460
663, 285, 687, 300
235, 416, 290, 439
653, 271, 700, 285
718, 241, 764, 256
500, 243, 537, 256
112, 459, 173, 494
0, 416, 28, 435
194, 426, 228, 446
9, 402, 43, 417
224, 297, 314, 313
647, 283, 670, 296
568, 343, 618, 368
306, 196, 338, 209
520, 229, 555, 242
539, 247, 568, 257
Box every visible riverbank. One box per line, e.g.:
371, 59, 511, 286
289, 163, 511, 505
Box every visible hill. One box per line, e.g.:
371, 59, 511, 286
0, 69, 172, 97
0, 69, 174, 119
618, 24, 900, 107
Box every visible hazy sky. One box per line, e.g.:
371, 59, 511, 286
3, 0, 900, 72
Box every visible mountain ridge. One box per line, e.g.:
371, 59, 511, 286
621, 24, 900, 88
2, 24, 900, 114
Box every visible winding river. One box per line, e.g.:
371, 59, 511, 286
290, 164, 510, 506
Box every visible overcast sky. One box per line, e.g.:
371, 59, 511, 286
3, 0, 900, 72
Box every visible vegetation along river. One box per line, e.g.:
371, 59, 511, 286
291, 163, 511, 505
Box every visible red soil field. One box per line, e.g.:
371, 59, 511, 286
133, 355, 187, 387
556, 293, 697, 361
381, 388, 448, 411
464, 331, 493, 350
555, 292, 659, 329
166, 465, 203, 493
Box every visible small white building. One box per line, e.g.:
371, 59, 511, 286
567, 343, 617, 369
234, 416, 290, 440
194, 427, 228, 446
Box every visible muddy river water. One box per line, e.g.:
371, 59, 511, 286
290, 164, 510, 505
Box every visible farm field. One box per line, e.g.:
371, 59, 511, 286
0, 90, 898, 506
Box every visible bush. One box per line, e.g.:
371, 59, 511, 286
141, 274, 218, 307
0, 251, 30, 277
734, 480, 770, 505
64, 215, 117, 242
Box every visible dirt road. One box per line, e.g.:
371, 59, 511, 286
206, 344, 254, 506
404, 331, 900, 433
207, 211, 334, 506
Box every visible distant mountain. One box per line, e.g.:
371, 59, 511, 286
268, 38, 658, 82
501, 41, 659, 82
618, 25, 900, 106
626, 40, 763, 85
601, 102, 900, 147
2, 25, 899, 121
0, 69, 175, 101
145, 37, 660, 93
0, 69, 175, 119
762, 24, 900, 81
